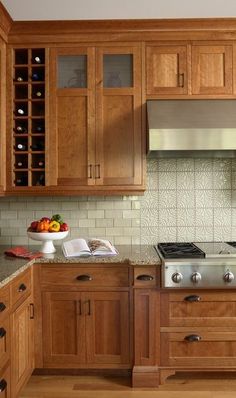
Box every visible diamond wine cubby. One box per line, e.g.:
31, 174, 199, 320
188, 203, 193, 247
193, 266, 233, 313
13, 48, 46, 187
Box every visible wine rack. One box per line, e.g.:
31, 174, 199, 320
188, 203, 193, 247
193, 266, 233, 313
13, 48, 46, 187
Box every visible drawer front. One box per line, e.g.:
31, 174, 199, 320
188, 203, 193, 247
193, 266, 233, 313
0, 286, 10, 323
161, 291, 236, 327
161, 331, 236, 367
133, 267, 157, 287
41, 266, 129, 288
0, 366, 10, 398
11, 269, 31, 307
0, 318, 10, 372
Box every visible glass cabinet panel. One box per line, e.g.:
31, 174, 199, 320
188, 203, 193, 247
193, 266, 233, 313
57, 55, 87, 88
103, 54, 133, 88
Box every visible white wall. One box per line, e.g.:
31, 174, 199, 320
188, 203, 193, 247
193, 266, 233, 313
2, 0, 236, 21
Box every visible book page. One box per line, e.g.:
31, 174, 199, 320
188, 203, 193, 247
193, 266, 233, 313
87, 239, 118, 256
63, 238, 91, 257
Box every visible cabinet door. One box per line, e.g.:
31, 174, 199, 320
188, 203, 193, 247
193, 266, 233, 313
192, 44, 233, 95
42, 292, 86, 367
85, 291, 130, 365
11, 296, 34, 397
49, 48, 96, 187
146, 45, 188, 95
96, 46, 143, 187
0, 366, 10, 398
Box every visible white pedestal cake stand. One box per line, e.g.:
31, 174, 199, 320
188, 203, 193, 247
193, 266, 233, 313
27, 230, 69, 253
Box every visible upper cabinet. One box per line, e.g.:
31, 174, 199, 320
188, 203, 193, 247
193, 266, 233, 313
48, 45, 144, 194
146, 42, 235, 97
146, 44, 188, 95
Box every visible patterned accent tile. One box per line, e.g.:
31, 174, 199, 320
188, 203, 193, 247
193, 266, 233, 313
158, 172, 176, 190
232, 190, 236, 207
177, 172, 195, 190
232, 159, 236, 171
213, 208, 232, 226
158, 159, 177, 172
195, 172, 213, 189
146, 172, 158, 191
195, 226, 214, 241
159, 208, 177, 227
159, 226, 177, 241
213, 190, 231, 208
213, 227, 232, 241
141, 208, 159, 227
140, 191, 159, 209
147, 157, 159, 172
195, 190, 213, 208
213, 171, 231, 189
159, 190, 177, 208
195, 208, 213, 226
177, 190, 195, 208
177, 227, 195, 242
232, 172, 236, 189
194, 159, 213, 172
232, 208, 236, 226
177, 158, 195, 172
177, 208, 195, 226
140, 226, 159, 244
213, 159, 232, 171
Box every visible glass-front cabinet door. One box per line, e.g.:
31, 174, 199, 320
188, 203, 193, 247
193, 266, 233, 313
96, 46, 143, 187
48, 47, 96, 189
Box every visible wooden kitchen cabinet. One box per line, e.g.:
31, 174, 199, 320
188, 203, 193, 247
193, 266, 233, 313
40, 264, 131, 368
146, 42, 235, 96
42, 290, 130, 368
48, 44, 144, 193
0, 366, 10, 398
146, 44, 189, 95
11, 268, 34, 398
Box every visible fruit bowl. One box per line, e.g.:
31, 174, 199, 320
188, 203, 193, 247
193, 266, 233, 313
27, 230, 69, 254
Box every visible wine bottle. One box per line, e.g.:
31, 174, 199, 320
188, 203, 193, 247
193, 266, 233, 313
16, 108, 25, 115
33, 56, 41, 64
15, 76, 24, 82
37, 160, 45, 168
35, 125, 44, 132
15, 143, 27, 151
31, 72, 41, 81
15, 125, 27, 134
15, 161, 27, 168
35, 173, 45, 186
15, 176, 27, 186
30, 141, 44, 151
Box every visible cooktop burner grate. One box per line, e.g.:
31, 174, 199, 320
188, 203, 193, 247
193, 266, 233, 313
156, 242, 205, 259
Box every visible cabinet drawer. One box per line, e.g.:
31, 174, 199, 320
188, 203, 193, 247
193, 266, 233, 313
0, 365, 10, 398
133, 267, 157, 287
161, 330, 236, 367
11, 269, 31, 307
0, 286, 10, 323
161, 291, 236, 327
0, 317, 10, 372
41, 266, 129, 288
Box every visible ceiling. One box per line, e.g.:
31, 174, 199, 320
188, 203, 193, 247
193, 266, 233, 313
2, 0, 236, 21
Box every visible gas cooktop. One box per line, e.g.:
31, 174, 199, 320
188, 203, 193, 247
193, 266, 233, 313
155, 241, 236, 259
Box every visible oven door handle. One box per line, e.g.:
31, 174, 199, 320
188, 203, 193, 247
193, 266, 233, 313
184, 295, 201, 302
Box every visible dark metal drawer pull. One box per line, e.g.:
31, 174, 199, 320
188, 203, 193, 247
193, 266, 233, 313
76, 275, 92, 282
136, 274, 154, 281
18, 283, 27, 292
0, 302, 6, 312
184, 334, 201, 342
0, 379, 7, 392
0, 328, 6, 339
184, 295, 201, 302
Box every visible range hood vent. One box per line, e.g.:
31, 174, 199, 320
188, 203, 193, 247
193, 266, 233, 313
147, 99, 236, 158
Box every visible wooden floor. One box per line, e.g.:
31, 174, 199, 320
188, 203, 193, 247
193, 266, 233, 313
20, 372, 236, 398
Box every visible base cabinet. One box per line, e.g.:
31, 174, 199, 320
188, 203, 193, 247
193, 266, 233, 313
0, 366, 10, 398
11, 296, 34, 397
42, 290, 130, 368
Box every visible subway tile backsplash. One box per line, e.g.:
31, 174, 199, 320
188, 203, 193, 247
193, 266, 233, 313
1, 157, 236, 246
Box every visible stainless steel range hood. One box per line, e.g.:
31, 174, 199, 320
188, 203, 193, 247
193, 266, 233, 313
147, 99, 236, 157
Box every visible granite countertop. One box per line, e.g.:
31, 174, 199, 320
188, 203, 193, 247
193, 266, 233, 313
0, 245, 161, 287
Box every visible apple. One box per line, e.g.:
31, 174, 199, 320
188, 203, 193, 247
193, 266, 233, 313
60, 223, 69, 232
40, 217, 51, 223
30, 221, 38, 231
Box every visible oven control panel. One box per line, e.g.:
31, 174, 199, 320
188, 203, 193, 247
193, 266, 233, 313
163, 262, 236, 288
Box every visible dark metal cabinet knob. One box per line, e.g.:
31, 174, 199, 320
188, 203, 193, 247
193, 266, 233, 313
0, 328, 6, 338
0, 302, 6, 312
0, 379, 7, 392
18, 283, 27, 292
136, 274, 154, 281
76, 275, 92, 282
184, 295, 201, 302
184, 334, 201, 342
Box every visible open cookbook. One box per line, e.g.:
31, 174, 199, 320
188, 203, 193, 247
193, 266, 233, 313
62, 238, 118, 258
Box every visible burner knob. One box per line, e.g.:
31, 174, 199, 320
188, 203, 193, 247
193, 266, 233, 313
191, 272, 201, 284
223, 271, 234, 283
171, 272, 183, 284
